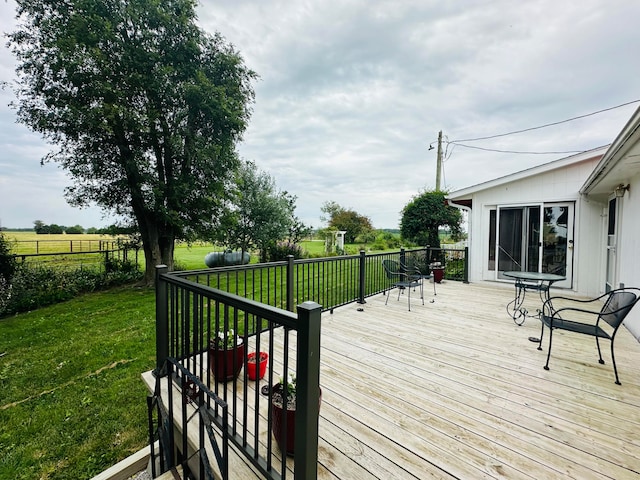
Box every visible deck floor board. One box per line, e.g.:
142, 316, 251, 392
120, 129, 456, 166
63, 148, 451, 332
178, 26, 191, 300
145, 280, 640, 479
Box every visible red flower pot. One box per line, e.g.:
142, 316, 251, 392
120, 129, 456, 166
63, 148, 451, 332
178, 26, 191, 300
209, 339, 244, 382
246, 351, 268, 380
270, 383, 322, 455
432, 267, 444, 283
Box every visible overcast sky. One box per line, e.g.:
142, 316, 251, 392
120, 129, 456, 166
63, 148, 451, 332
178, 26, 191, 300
2, 0, 640, 230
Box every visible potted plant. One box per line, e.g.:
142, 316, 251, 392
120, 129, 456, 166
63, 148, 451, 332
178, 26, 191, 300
269, 373, 322, 455
430, 260, 445, 283
209, 329, 244, 382
246, 351, 268, 381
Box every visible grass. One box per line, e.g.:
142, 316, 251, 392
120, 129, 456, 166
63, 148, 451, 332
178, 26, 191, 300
0, 236, 410, 478
0, 286, 156, 480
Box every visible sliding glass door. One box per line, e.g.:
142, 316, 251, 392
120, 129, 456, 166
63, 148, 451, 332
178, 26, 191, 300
493, 203, 573, 288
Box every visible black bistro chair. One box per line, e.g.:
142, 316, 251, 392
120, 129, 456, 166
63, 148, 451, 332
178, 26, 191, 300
538, 287, 640, 385
382, 259, 424, 311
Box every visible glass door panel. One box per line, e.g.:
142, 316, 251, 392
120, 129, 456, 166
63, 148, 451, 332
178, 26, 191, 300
497, 207, 523, 273
496, 205, 541, 278
542, 206, 569, 276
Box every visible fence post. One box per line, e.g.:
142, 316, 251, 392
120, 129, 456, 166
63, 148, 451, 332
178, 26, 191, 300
155, 265, 169, 377
286, 255, 295, 312
295, 301, 322, 480
463, 246, 470, 284
358, 250, 366, 304
400, 247, 406, 272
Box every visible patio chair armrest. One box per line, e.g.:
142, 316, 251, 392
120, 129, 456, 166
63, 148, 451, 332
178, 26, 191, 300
543, 305, 603, 326
542, 295, 603, 316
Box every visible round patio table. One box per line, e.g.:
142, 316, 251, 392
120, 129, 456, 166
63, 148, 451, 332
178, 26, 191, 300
503, 271, 566, 334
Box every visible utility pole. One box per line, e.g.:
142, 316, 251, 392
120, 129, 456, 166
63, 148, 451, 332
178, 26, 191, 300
435, 130, 443, 191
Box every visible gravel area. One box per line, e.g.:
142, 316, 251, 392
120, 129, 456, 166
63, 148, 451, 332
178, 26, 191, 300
128, 470, 151, 480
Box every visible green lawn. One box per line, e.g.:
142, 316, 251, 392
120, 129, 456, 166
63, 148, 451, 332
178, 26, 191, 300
0, 287, 156, 480
0, 238, 408, 478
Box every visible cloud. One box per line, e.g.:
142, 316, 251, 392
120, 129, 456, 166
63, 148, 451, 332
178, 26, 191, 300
2, 0, 640, 229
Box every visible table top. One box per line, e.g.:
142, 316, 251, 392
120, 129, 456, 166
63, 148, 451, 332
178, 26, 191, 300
503, 271, 566, 282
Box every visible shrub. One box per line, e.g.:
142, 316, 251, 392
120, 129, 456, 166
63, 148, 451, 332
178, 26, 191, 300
265, 241, 305, 261
0, 257, 143, 317
0, 232, 17, 282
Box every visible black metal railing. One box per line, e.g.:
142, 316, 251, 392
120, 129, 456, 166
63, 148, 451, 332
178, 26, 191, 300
175, 246, 468, 313
154, 266, 322, 480
148, 358, 230, 479
151, 246, 467, 479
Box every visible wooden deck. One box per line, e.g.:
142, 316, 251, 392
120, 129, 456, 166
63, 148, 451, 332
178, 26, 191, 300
146, 280, 640, 479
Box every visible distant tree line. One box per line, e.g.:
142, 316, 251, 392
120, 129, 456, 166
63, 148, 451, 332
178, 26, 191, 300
33, 220, 136, 235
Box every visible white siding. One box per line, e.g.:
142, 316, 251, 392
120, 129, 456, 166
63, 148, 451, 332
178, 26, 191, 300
459, 157, 601, 295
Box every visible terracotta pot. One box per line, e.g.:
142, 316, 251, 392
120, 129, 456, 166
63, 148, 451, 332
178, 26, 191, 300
246, 351, 268, 381
209, 339, 244, 382
270, 383, 322, 455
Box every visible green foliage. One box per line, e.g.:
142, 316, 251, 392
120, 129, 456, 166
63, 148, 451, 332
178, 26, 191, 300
65, 224, 85, 234
0, 232, 17, 282
0, 234, 17, 314
265, 241, 306, 261
321, 201, 373, 243
400, 190, 462, 249
217, 160, 302, 262
0, 260, 142, 318
10, 0, 256, 283
370, 231, 402, 251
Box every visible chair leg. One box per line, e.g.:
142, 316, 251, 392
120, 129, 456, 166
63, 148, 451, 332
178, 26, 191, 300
537, 323, 545, 351
610, 341, 621, 385
544, 328, 553, 371
407, 284, 411, 311
595, 337, 605, 365
385, 288, 391, 305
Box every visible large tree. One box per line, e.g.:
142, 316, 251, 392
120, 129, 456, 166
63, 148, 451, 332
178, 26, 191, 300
400, 190, 463, 249
320, 201, 373, 244
8, 0, 256, 283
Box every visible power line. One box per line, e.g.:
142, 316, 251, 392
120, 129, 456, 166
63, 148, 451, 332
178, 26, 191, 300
450, 99, 640, 144
449, 143, 585, 155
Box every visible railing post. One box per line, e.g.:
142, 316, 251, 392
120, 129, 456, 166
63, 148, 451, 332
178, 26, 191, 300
295, 301, 322, 480
155, 265, 169, 377
400, 247, 406, 272
358, 250, 366, 304
463, 246, 470, 284
287, 255, 295, 312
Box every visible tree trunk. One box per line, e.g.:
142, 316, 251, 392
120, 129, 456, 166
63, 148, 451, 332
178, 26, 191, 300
139, 218, 175, 286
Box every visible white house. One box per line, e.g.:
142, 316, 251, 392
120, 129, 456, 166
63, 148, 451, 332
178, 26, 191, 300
448, 105, 640, 337
447, 146, 608, 296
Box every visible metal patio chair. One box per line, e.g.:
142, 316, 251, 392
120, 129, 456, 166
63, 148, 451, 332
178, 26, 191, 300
537, 287, 640, 385
382, 259, 424, 311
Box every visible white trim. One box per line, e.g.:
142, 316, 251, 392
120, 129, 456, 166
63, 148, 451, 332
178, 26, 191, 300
449, 146, 609, 200
91, 443, 155, 480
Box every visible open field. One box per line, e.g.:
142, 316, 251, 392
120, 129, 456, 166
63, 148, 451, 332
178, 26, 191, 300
4, 231, 122, 256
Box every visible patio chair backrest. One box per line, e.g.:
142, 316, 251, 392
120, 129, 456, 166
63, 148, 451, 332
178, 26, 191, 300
382, 259, 400, 281
599, 290, 638, 329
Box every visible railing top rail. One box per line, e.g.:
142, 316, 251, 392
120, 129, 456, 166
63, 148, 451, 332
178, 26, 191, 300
294, 254, 360, 265
168, 358, 227, 409
174, 260, 288, 277
159, 270, 298, 328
